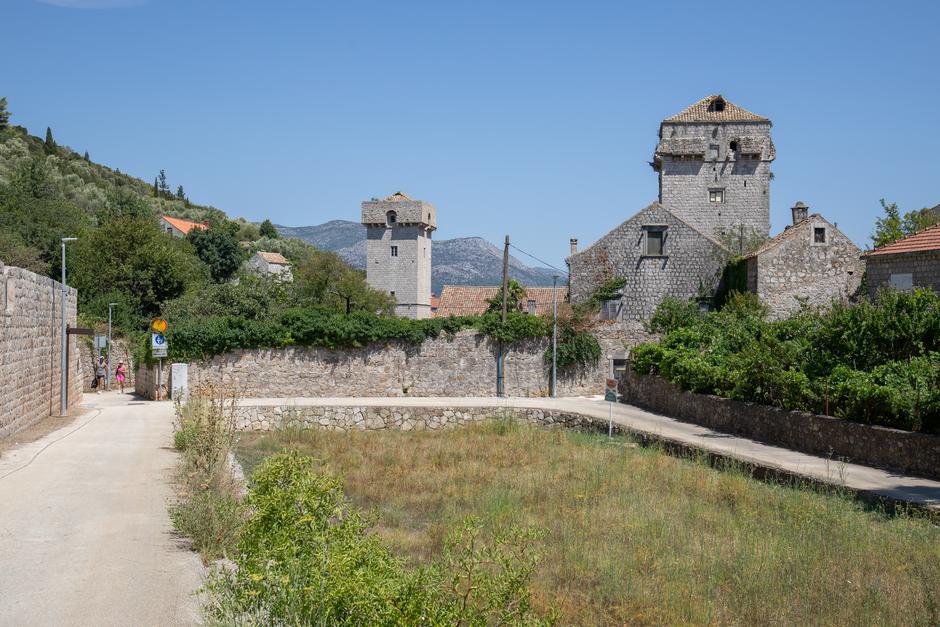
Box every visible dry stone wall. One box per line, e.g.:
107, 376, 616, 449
0, 263, 83, 440
619, 366, 940, 479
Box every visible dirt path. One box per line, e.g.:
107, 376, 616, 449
0, 393, 204, 626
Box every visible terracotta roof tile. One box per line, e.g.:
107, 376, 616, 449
256, 251, 289, 265
434, 285, 567, 318
663, 95, 768, 124
161, 215, 208, 235
861, 223, 940, 257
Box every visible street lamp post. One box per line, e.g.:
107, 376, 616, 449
107, 302, 118, 390
60, 237, 77, 416
551, 274, 559, 398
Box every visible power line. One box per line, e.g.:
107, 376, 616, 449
508, 243, 569, 276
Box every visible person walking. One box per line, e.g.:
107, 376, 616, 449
95, 356, 106, 394
115, 360, 127, 394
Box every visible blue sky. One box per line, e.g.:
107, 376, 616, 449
5, 0, 939, 270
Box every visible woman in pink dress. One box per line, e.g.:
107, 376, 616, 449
115, 360, 127, 394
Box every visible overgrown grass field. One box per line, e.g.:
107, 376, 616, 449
236, 422, 940, 626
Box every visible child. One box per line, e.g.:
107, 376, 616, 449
115, 360, 127, 394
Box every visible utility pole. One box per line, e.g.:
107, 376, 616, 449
107, 303, 117, 390
60, 237, 77, 416
497, 235, 509, 397
551, 274, 558, 398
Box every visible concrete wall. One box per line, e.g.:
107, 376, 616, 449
864, 252, 940, 299
751, 216, 864, 318
567, 202, 730, 318
657, 121, 773, 240
619, 367, 940, 480
0, 263, 83, 440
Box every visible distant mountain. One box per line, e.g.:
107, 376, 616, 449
276, 220, 560, 295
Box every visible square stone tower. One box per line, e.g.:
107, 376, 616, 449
361, 191, 436, 319
652, 95, 774, 243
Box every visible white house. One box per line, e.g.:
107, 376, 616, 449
160, 215, 208, 238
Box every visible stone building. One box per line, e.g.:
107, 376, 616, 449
861, 223, 940, 297
247, 251, 292, 281
745, 202, 863, 318
362, 192, 436, 319
568, 202, 730, 319
652, 95, 774, 242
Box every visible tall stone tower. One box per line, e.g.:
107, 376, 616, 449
361, 191, 436, 319
652, 94, 774, 242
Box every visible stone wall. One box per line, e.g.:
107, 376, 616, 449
864, 252, 940, 299
79, 336, 136, 392
135, 360, 169, 400
233, 402, 611, 434
749, 215, 863, 319
184, 330, 602, 398
567, 202, 730, 318
619, 367, 940, 479
0, 263, 83, 440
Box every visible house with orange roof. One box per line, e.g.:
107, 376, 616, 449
160, 215, 209, 238
861, 222, 940, 298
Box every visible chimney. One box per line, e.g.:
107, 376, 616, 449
791, 201, 808, 225
570, 238, 578, 255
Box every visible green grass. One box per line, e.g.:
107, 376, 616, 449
236, 422, 940, 626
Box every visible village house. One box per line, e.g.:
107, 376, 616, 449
745, 202, 863, 318
434, 285, 568, 317
159, 215, 208, 238
861, 223, 940, 296
247, 251, 292, 281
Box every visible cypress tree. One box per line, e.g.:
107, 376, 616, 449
158, 169, 169, 196
153, 177, 159, 197
0, 97, 10, 130
83, 150, 90, 161
176, 185, 186, 201
44, 127, 56, 153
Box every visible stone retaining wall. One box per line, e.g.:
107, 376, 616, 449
134, 361, 169, 400
619, 367, 940, 479
0, 263, 83, 440
233, 403, 610, 434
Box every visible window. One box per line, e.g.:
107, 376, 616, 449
527, 300, 537, 315
386, 211, 397, 226
645, 229, 665, 256
390, 290, 396, 297
890, 273, 913, 292
814, 227, 826, 244
709, 189, 724, 203
708, 97, 726, 112
729, 140, 738, 153
600, 299, 620, 320
390, 246, 398, 257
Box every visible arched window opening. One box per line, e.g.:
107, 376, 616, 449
708, 97, 726, 112
386, 211, 397, 227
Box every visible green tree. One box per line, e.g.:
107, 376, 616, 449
486, 279, 527, 314
872, 198, 940, 248
292, 249, 394, 315
153, 177, 159, 197
0, 97, 10, 130
187, 227, 245, 282
43, 127, 56, 154
176, 185, 186, 201
83, 150, 90, 161
158, 169, 169, 196
259, 219, 278, 239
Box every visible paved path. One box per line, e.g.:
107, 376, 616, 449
0, 393, 204, 626
240, 395, 940, 510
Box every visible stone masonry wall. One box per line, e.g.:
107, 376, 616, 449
184, 330, 601, 398
79, 336, 136, 392
134, 360, 168, 400
568, 202, 730, 318
233, 403, 613, 434
619, 367, 940, 479
754, 217, 864, 319
864, 252, 940, 299
0, 263, 83, 440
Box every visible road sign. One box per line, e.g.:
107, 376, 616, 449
604, 390, 617, 402
93, 334, 107, 350
151, 332, 166, 349
151, 318, 168, 334
152, 346, 167, 358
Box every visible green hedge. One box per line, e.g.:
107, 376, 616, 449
633, 290, 940, 433
164, 308, 550, 362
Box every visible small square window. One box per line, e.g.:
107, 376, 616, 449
527, 300, 537, 315
390, 246, 398, 257
814, 227, 826, 243
646, 230, 664, 256
709, 189, 724, 203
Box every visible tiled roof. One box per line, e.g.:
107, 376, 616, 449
256, 251, 289, 265
161, 215, 208, 235
663, 95, 768, 123
384, 191, 412, 202
861, 223, 940, 257
434, 285, 568, 318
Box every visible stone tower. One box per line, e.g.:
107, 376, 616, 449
361, 191, 436, 319
652, 94, 774, 242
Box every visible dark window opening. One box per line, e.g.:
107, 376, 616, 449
814, 227, 826, 244
729, 140, 738, 152
386, 211, 397, 226
391, 245, 398, 257
646, 229, 665, 256
708, 98, 726, 112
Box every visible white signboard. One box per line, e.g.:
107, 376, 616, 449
171, 363, 189, 401
151, 332, 168, 358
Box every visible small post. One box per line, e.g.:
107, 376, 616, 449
497, 235, 509, 397
157, 358, 162, 401
608, 401, 613, 438
59, 237, 77, 416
